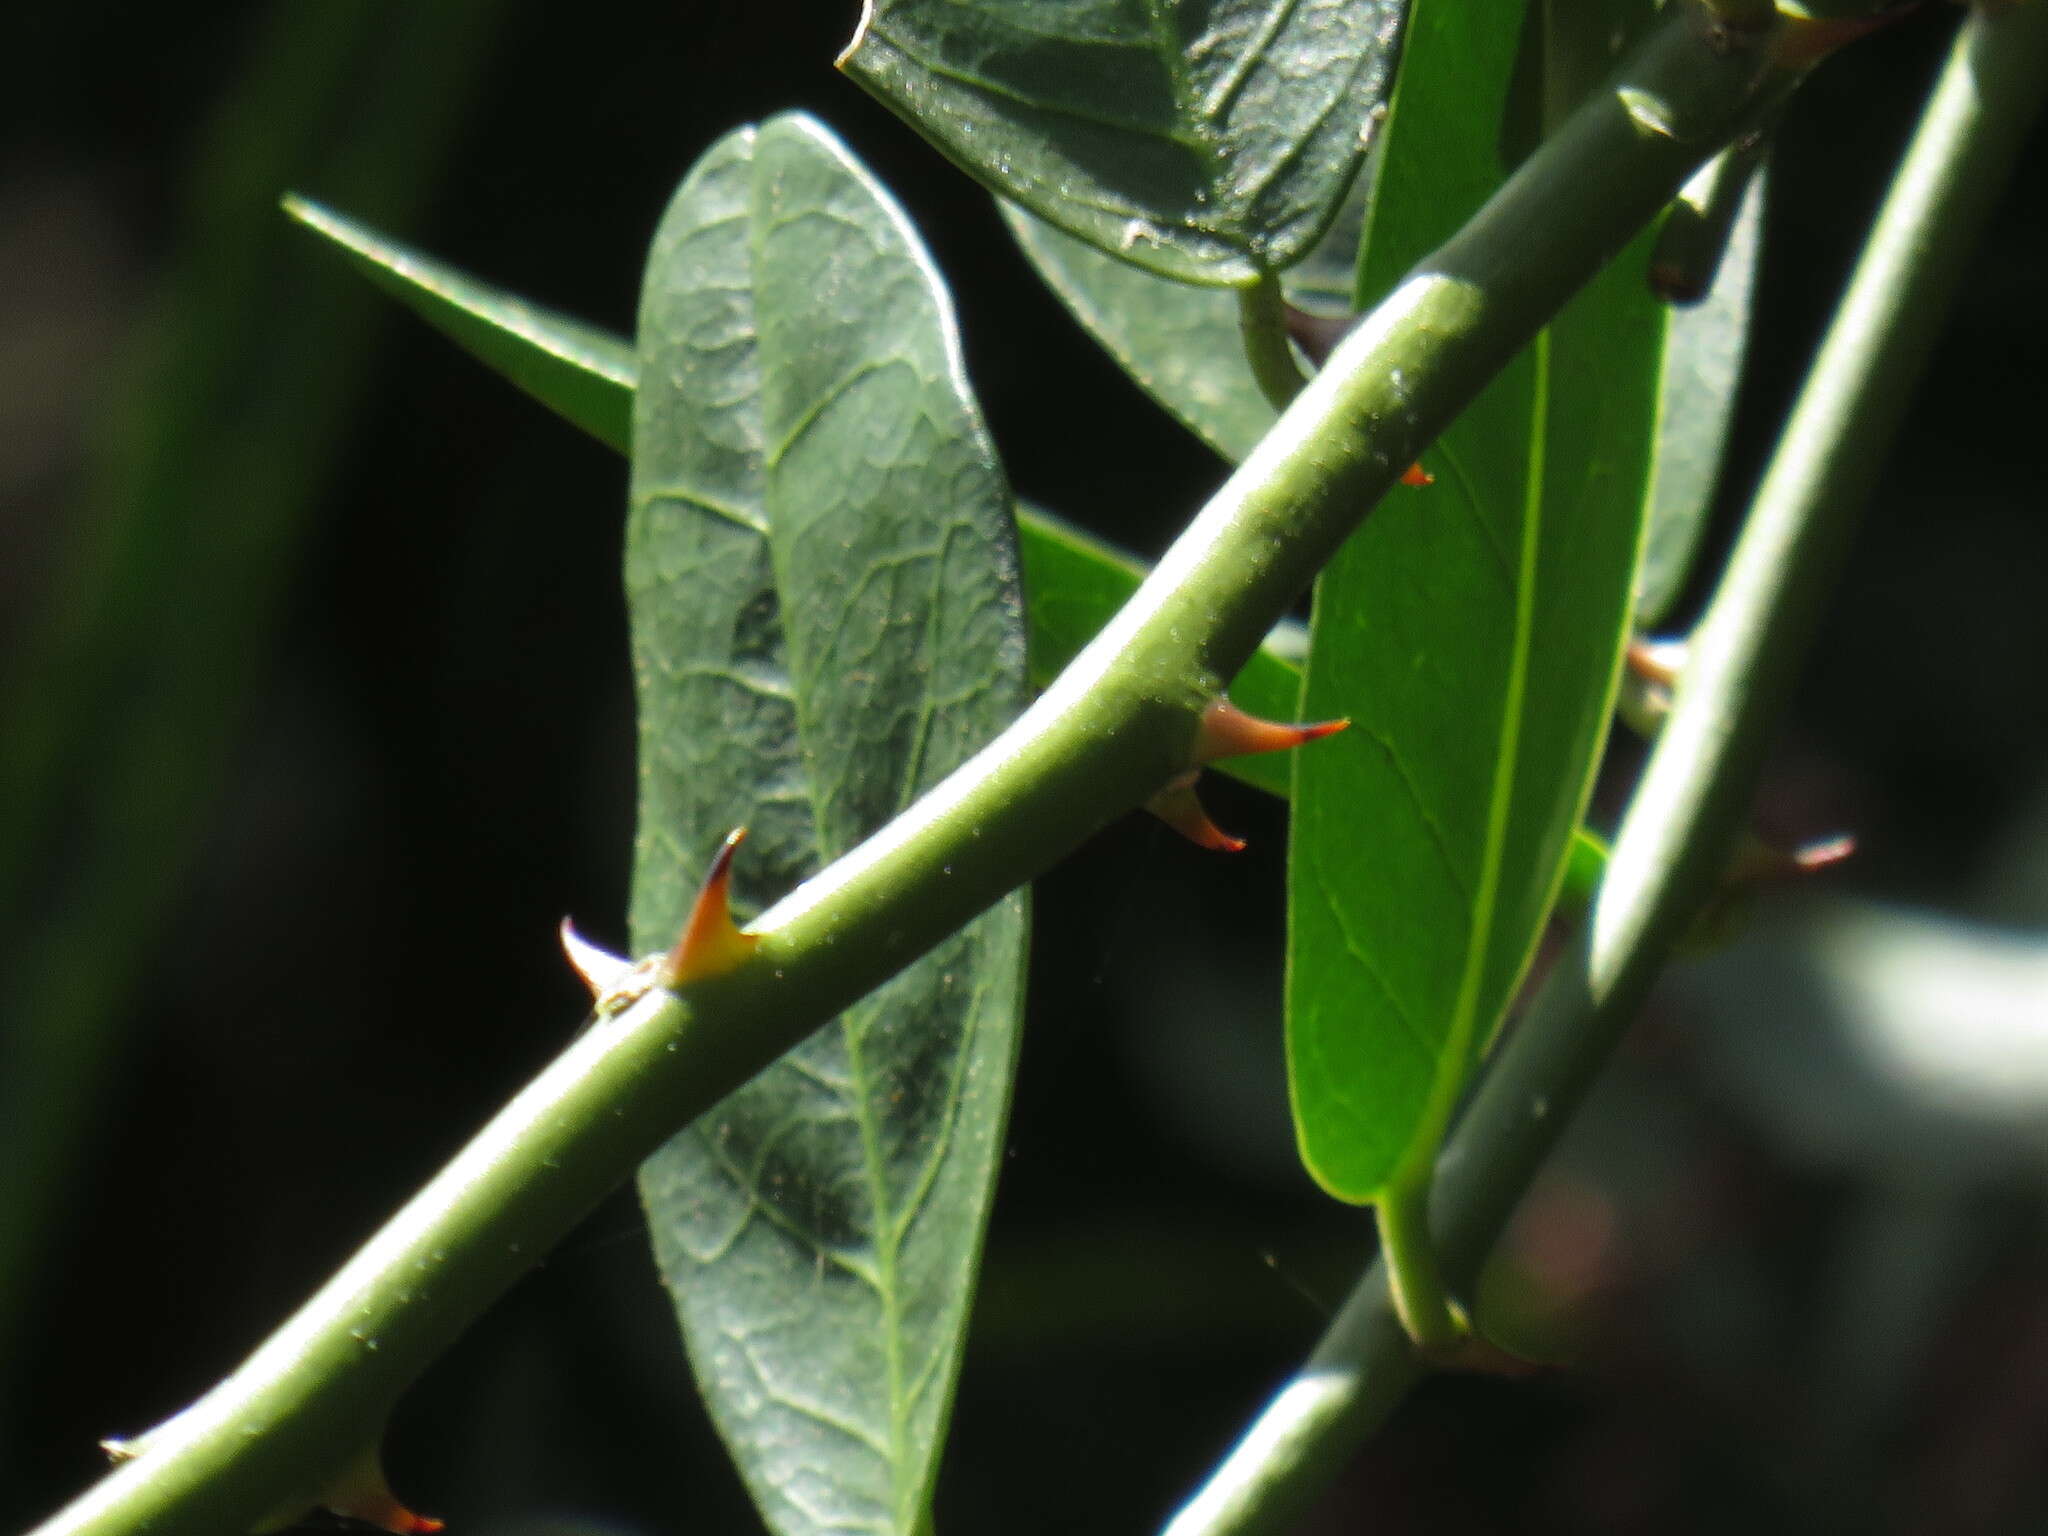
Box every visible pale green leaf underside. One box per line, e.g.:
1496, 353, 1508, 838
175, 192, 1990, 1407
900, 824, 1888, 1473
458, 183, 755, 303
840, 0, 1405, 285
625, 114, 1026, 1536
1288, 0, 1662, 1203
1636, 170, 1764, 626
997, 152, 1374, 463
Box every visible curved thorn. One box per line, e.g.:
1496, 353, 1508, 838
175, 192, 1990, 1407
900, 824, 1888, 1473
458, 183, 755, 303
320, 1446, 444, 1536
661, 828, 759, 986
1195, 698, 1349, 765
1401, 461, 1435, 487
1627, 635, 1689, 688
559, 918, 633, 998
1146, 773, 1247, 853
1728, 829, 1858, 886
1790, 832, 1857, 872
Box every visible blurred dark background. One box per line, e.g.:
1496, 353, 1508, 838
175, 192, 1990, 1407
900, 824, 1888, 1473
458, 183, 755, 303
3, 4, 2045, 1533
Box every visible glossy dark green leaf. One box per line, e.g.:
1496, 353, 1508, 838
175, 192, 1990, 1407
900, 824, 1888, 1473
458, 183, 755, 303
1288, 0, 1663, 1204
626, 114, 1026, 1536
841, 0, 1406, 285
1637, 171, 1763, 626
998, 161, 1375, 462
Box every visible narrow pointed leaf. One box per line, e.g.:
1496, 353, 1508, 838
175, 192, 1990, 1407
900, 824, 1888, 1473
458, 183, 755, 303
626, 114, 1026, 1536
281, 195, 633, 451
1288, 0, 1664, 1203
281, 200, 1274, 702
998, 161, 1376, 462
1636, 170, 1763, 625
840, 0, 1406, 285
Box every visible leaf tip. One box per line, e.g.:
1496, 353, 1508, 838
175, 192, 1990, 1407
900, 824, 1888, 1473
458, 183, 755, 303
661, 828, 760, 985
834, 0, 875, 70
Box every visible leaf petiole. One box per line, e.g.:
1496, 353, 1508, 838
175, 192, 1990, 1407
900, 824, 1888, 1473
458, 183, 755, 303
1375, 1170, 1467, 1354
1237, 271, 1309, 412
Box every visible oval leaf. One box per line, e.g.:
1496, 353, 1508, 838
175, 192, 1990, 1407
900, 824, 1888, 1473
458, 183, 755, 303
626, 114, 1026, 1536
841, 0, 1406, 284
1287, 0, 1663, 1204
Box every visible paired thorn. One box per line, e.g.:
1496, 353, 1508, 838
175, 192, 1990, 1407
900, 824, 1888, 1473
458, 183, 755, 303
1194, 698, 1348, 766
1731, 829, 1858, 884
560, 829, 761, 1013
1789, 833, 1857, 872
1146, 773, 1246, 854
1619, 635, 1690, 736
320, 1447, 444, 1536
559, 919, 635, 998
1626, 636, 1688, 689
1149, 701, 1351, 851
661, 828, 759, 987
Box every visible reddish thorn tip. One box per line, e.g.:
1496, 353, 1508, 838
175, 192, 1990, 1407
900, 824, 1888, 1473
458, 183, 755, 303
664, 827, 759, 986
1146, 775, 1246, 853
1195, 699, 1349, 765
1649, 263, 1708, 306
1626, 637, 1687, 688
1400, 461, 1435, 487
1792, 833, 1856, 872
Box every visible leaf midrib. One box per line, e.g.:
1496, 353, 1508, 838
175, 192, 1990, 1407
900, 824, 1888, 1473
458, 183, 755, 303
1402, 335, 1550, 1188
748, 142, 931, 1535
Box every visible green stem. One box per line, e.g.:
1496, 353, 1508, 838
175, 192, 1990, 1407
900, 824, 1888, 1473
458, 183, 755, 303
1162, 9, 2048, 1534
1236, 271, 1308, 411
27, 10, 1788, 1536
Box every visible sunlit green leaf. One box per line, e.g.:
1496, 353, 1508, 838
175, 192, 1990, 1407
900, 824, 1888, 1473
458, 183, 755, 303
840, 0, 1406, 285
626, 114, 1026, 1536
1287, 0, 1663, 1204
